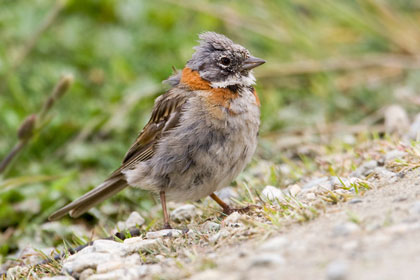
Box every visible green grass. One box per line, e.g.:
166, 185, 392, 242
1, 0, 420, 268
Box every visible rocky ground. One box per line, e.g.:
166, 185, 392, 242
5, 136, 420, 280
4, 108, 420, 280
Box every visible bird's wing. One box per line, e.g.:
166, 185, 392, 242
48, 87, 190, 221
119, 88, 189, 170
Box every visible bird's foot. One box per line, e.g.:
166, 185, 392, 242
222, 204, 260, 216
162, 222, 172, 230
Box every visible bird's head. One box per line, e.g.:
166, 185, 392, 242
186, 32, 265, 88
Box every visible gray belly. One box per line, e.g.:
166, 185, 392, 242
124, 95, 260, 202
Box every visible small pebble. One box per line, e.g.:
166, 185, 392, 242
302, 177, 330, 192
189, 270, 227, 280
136, 264, 162, 276
409, 201, 420, 215
333, 222, 359, 236
288, 184, 301, 196
215, 187, 239, 203
384, 150, 406, 163
122, 238, 162, 255
145, 229, 183, 239
341, 240, 359, 251
351, 160, 377, 178
79, 268, 95, 280
170, 204, 197, 222
259, 236, 289, 252
62, 252, 119, 274
201, 221, 221, 232
261, 185, 285, 202
305, 192, 316, 200
371, 167, 397, 181
125, 211, 145, 229
348, 198, 363, 204
41, 276, 75, 280
223, 212, 243, 225
386, 223, 420, 234
209, 229, 229, 244
384, 105, 410, 136
249, 253, 285, 267
393, 196, 407, 202
326, 260, 348, 280
92, 240, 125, 256
406, 113, 420, 140
86, 267, 140, 280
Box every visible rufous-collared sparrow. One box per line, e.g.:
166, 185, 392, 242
49, 32, 265, 228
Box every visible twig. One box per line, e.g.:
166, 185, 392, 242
0, 141, 27, 174
0, 75, 73, 174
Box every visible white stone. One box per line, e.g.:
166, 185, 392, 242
333, 222, 360, 236
409, 201, 420, 215
329, 177, 359, 189
223, 212, 242, 224
125, 211, 145, 228
288, 184, 301, 196
92, 240, 125, 255
75, 245, 94, 255
371, 167, 397, 181
261, 185, 285, 202
279, 164, 292, 175
386, 223, 420, 234
63, 252, 119, 274
122, 237, 162, 254
342, 240, 359, 251
201, 221, 220, 232
96, 254, 140, 274
146, 229, 183, 239
249, 252, 285, 267
305, 192, 316, 200
170, 204, 197, 221
189, 270, 226, 280
79, 268, 95, 280
259, 236, 289, 252
407, 113, 420, 140
302, 177, 330, 191
95, 260, 125, 274
86, 267, 139, 280
209, 229, 230, 244
326, 260, 348, 280
215, 187, 239, 203
116, 221, 126, 231
351, 160, 378, 178
41, 276, 75, 280
137, 264, 162, 276
384, 105, 410, 136
385, 150, 406, 162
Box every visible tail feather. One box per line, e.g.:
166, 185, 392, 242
49, 176, 127, 221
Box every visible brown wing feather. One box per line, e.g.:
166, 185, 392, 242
121, 89, 189, 168
49, 86, 190, 221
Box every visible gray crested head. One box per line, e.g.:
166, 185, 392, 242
186, 32, 265, 88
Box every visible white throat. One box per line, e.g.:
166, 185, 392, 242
210, 72, 256, 88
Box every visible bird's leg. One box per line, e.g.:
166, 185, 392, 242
210, 193, 234, 215
160, 191, 172, 229
210, 193, 257, 215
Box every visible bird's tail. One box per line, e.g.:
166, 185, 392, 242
48, 175, 127, 221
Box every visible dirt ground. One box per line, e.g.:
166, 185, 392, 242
5, 145, 420, 280
188, 169, 420, 280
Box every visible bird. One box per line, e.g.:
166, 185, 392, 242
49, 32, 265, 229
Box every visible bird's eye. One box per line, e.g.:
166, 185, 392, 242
220, 57, 231, 66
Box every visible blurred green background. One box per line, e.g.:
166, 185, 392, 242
1, 0, 420, 262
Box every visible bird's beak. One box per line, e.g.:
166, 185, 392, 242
241, 56, 266, 71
